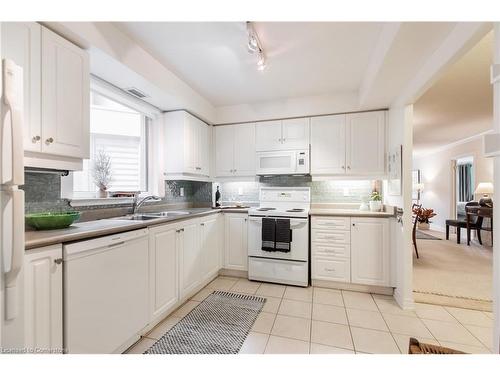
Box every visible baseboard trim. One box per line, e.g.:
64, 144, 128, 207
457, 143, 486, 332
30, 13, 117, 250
312, 279, 394, 295
394, 287, 415, 310
219, 269, 248, 278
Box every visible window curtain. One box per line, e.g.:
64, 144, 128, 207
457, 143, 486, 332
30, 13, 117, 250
458, 163, 473, 202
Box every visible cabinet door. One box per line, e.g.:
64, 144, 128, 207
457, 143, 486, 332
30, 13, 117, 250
346, 111, 385, 175
233, 123, 256, 176
41, 27, 89, 159
200, 216, 220, 282
215, 125, 234, 176
198, 118, 210, 176
281, 118, 310, 150
183, 114, 198, 174
224, 214, 248, 271
255, 120, 282, 151
311, 114, 346, 174
179, 222, 201, 299
149, 224, 178, 321
351, 218, 390, 286
24, 244, 63, 352
1, 22, 42, 152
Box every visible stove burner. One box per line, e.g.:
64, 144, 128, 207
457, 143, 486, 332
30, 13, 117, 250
286, 208, 305, 212
257, 207, 276, 211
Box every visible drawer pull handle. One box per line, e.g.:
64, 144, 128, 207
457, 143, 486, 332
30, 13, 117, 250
108, 241, 125, 248
325, 268, 335, 272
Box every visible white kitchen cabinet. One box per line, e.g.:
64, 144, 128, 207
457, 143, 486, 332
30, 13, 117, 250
256, 118, 309, 151
255, 120, 282, 151
311, 216, 351, 283
224, 213, 248, 271
199, 216, 220, 283
149, 223, 179, 321
41, 27, 89, 159
351, 217, 390, 287
24, 244, 63, 353
1, 22, 42, 153
281, 118, 310, 149
179, 221, 201, 299
310, 111, 385, 176
311, 114, 346, 174
163, 111, 211, 179
346, 111, 385, 175
215, 123, 255, 177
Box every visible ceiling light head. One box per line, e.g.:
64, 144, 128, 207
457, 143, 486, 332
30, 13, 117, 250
257, 52, 266, 71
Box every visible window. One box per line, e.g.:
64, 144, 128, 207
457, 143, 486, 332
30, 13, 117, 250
71, 91, 150, 198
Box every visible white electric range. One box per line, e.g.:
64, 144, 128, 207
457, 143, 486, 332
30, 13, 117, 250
247, 187, 310, 287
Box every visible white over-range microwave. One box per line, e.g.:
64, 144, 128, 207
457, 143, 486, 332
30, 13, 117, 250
256, 149, 310, 176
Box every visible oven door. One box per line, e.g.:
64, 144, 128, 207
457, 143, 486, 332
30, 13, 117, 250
256, 150, 303, 175
248, 216, 309, 261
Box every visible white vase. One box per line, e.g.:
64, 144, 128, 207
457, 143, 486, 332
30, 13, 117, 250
418, 222, 430, 230
369, 200, 382, 212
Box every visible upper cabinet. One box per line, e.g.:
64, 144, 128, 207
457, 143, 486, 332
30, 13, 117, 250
346, 111, 385, 175
41, 27, 90, 159
255, 118, 309, 151
163, 111, 211, 179
1, 23, 90, 170
311, 114, 346, 175
1, 22, 41, 153
215, 123, 255, 177
311, 111, 386, 176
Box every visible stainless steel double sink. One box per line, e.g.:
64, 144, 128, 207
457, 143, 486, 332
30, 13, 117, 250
110, 210, 191, 221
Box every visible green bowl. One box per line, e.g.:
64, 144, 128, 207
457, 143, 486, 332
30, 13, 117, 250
25, 212, 81, 230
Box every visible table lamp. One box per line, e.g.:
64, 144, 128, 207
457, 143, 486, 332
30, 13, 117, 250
474, 182, 494, 207
414, 183, 424, 204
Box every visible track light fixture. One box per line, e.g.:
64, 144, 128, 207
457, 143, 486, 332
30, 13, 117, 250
246, 21, 266, 71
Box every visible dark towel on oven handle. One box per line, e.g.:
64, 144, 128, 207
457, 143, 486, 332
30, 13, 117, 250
261, 217, 276, 251
275, 218, 291, 252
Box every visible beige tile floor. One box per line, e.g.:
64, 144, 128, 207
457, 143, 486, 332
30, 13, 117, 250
126, 276, 495, 354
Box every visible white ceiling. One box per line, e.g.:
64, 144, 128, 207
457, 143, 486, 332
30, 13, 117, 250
114, 22, 385, 106
413, 31, 493, 155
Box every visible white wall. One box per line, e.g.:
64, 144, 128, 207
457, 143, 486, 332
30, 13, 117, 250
385, 105, 414, 310
413, 137, 493, 232
43, 22, 217, 123
215, 91, 362, 124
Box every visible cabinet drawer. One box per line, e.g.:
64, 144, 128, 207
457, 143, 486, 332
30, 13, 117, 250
312, 216, 350, 230
312, 257, 350, 283
311, 229, 350, 244
312, 242, 350, 258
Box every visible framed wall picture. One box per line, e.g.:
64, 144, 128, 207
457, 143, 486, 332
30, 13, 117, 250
388, 145, 402, 196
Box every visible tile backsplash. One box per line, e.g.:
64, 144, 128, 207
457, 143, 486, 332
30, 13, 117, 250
215, 176, 376, 205
21, 171, 377, 214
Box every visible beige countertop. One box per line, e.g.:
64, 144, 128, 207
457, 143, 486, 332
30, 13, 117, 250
25, 207, 249, 250
309, 208, 395, 218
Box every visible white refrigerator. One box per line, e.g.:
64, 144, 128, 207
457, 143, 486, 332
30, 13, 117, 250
0, 48, 25, 350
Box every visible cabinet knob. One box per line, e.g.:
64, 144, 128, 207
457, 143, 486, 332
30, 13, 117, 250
200, 223, 205, 226
45, 137, 54, 145
342, 166, 345, 169
352, 223, 356, 227
32, 135, 41, 143
54, 258, 63, 265
347, 166, 351, 170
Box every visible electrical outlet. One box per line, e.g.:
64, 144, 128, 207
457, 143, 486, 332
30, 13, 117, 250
180, 187, 184, 197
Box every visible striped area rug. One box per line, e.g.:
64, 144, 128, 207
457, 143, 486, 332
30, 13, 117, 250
145, 291, 265, 354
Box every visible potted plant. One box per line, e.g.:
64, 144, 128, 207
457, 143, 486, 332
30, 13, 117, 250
369, 191, 383, 212
412, 207, 436, 230
92, 150, 112, 198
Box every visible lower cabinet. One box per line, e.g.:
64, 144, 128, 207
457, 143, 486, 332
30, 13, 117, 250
179, 221, 202, 299
311, 216, 391, 287
24, 244, 63, 353
224, 213, 248, 271
351, 217, 390, 286
149, 223, 179, 322
199, 215, 220, 284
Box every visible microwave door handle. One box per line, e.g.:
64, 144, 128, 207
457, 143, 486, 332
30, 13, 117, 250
4, 189, 24, 320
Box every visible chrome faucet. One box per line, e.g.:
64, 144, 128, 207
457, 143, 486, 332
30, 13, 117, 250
132, 195, 161, 215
